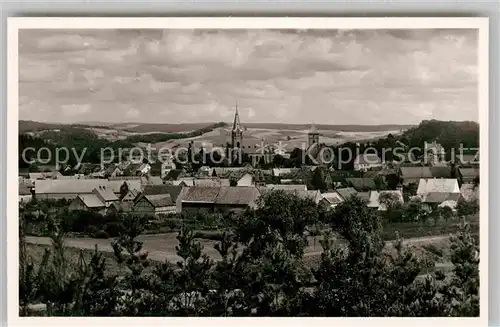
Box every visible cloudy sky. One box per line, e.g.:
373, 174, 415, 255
19, 28, 478, 125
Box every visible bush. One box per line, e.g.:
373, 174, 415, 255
104, 222, 125, 237
70, 210, 106, 233
423, 244, 444, 258
93, 230, 109, 239
457, 199, 479, 217
165, 219, 180, 231
85, 225, 100, 236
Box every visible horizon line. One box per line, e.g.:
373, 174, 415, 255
18, 119, 479, 127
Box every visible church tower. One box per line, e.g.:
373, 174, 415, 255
231, 103, 243, 148
308, 123, 319, 148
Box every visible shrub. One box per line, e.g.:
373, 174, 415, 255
85, 225, 100, 236
423, 244, 444, 258
93, 230, 109, 239
165, 219, 180, 231
70, 210, 106, 232
456, 199, 479, 217
104, 222, 125, 237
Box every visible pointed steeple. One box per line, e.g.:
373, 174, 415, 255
232, 102, 242, 132
309, 122, 318, 135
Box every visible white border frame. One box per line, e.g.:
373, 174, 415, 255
6, 17, 489, 327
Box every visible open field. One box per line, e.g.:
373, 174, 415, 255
149, 127, 404, 152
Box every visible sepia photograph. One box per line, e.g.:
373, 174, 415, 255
8, 17, 488, 323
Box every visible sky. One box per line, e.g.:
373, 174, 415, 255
19, 28, 479, 125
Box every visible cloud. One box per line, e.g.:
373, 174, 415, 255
61, 104, 92, 116
125, 108, 140, 119
19, 28, 478, 124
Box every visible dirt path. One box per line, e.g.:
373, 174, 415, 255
25, 233, 451, 263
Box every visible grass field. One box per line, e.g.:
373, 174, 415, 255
149, 127, 403, 152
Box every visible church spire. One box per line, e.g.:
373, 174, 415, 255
232, 102, 242, 131
309, 122, 318, 135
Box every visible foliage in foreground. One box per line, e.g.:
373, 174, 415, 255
19, 192, 480, 317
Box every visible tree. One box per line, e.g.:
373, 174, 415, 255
111, 214, 151, 316
272, 154, 286, 167
405, 197, 423, 222
312, 196, 441, 316
439, 206, 454, 224
19, 190, 480, 317
439, 223, 479, 316
456, 199, 479, 217
374, 175, 388, 190
311, 167, 327, 191
405, 182, 418, 197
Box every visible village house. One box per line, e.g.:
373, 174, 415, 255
133, 194, 177, 217
28, 170, 63, 183
193, 178, 231, 187
353, 153, 383, 171
104, 165, 122, 178
34, 179, 141, 200
399, 167, 433, 186
107, 201, 133, 215
197, 166, 212, 177
142, 175, 164, 185
136, 163, 152, 176
211, 166, 252, 179
265, 184, 308, 191
458, 168, 480, 184
35, 179, 108, 200
139, 184, 189, 214
109, 176, 142, 181
19, 168, 30, 179
68, 186, 119, 215
319, 187, 358, 210
161, 156, 177, 179
272, 168, 299, 177
163, 169, 187, 184
345, 177, 377, 191
93, 185, 119, 207
230, 172, 255, 187
181, 186, 261, 214
69, 194, 106, 215
416, 178, 461, 210
107, 180, 142, 196
119, 188, 140, 202
19, 184, 33, 203
430, 166, 453, 179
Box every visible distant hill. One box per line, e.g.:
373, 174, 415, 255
113, 122, 414, 133
19, 120, 110, 133
20, 120, 414, 134
241, 123, 414, 132
399, 119, 479, 150
114, 122, 224, 133
19, 120, 67, 133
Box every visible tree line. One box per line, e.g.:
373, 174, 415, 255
19, 192, 479, 317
